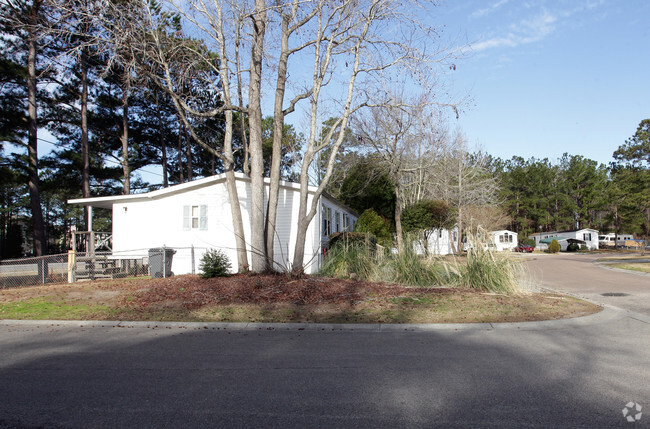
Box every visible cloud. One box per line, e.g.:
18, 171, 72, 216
472, 9, 557, 51
470, 0, 510, 19
469, 0, 606, 52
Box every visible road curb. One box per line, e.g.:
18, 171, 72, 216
593, 260, 650, 277
0, 306, 630, 332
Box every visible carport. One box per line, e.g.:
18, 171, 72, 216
538, 237, 586, 251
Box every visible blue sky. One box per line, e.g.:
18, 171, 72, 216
20, 0, 649, 186
434, 0, 650, 166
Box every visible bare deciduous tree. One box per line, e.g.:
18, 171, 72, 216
432, 132, 500, 254
353, 93, 432, 253
289, 0, 461, 272
49, 0, 460, 273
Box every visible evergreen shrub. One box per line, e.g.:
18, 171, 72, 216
199, 249, 232, 278
548, 239, 561, 253
353, 209, 392, 247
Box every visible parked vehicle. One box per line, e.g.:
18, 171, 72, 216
513, 243, 534, 253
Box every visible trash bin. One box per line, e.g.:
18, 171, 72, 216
148, 247, 176, 278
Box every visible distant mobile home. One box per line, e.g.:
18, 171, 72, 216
598, 233, 634, 247
490, 230, 519, 252
414, 228, 517, 255
68, 173, 358, 275
529, 228, 599, 251
413, 227, 460, 255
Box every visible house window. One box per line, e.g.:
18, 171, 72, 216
343, 214, 349, 231
335, 211, 340, 233
583, 233, 591, 241
322, 205, 331, 236
452, 231, 457, 242
500, 234, 505, 243
183, 205, 208, 231
439, 230, 443, 238
191, 206, 200, 229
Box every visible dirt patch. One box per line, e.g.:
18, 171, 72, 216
0, 274, 601, 323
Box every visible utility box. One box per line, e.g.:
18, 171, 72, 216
148, 248, 176, 278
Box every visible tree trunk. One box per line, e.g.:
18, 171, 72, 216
265, 13, 291, 270
177, 119, 184, 183
233, 20, 249, 177
448, 229, 456, 254
156, 92, 169, 187
394, 182, 404, 254
291, 151, 314, 275
455, 152, 463, 255
27, 0, 46, 256
184, 125, 192, 181
247, 0, 267, 272
224, 110, 249, 272
80, 49, 91, 229
456, 205, 463, 255
120, 86, 130, 194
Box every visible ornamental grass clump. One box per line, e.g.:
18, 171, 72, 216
459, 229, 524, 294
199, 249, 232, 278
318, 238, 377, 281
379, 242, 451, 287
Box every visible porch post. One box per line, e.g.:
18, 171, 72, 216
87, 206, 93, 233
191, 245, 195, 275
68, 250, 76, 283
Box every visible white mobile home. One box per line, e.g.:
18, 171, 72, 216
413, 227, 459, 256
598, 233, 634, 247
529, 228, 599, 251
68, 173, 357, 275
490, 230, 519, 252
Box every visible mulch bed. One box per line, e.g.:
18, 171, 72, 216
120, 273, 458, 310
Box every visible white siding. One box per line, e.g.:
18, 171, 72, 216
112, 180, 250, 275
414, 227, 458, 255
318, 197, 359, 269
76, 174, 358, 276
268, 187, 320, 274
491, 230, 518, 252
529, 229, 599, 250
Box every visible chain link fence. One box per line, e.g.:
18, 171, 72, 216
0, 254, 69, 288
0, 246, 209, 289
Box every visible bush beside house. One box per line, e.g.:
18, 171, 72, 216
199, 249, 232, 278
548, 239, 561, 253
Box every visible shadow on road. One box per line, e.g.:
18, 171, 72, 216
0, 318, 648, 428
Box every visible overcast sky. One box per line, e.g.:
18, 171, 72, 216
434, 0, 650, 166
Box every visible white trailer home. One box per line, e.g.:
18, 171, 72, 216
413, 227, 459, 256
68, 173, 357, 275
529, 228, 599, 251
490, 230, 519, 252
415, 228, 518, 255
598, 233, 635, 247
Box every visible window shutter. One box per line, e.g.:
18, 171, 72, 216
199, 205, 208, 230
183, 205, 190, 231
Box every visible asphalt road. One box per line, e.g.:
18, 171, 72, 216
525, 252, 650, 315
0, 254, 649, 428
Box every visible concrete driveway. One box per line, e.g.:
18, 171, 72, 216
524, 252, 650, 315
